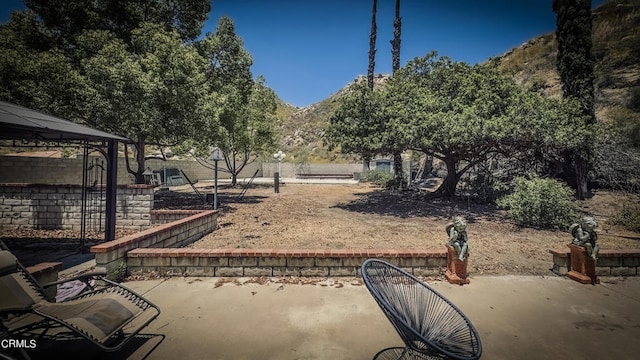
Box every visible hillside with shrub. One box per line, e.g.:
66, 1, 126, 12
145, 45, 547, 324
277, 0, 640, 169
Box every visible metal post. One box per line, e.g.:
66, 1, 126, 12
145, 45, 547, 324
80, 144, 88, 253
105, 139, 118, 242
273, 151, 285, 194
214, 160, 219, 210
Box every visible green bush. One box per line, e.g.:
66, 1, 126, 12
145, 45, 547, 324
365, 169, 395, 188
608, 203, 640, 232
497, 176, 578, 229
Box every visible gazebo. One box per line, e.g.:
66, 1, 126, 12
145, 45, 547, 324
0, 101, 130, 243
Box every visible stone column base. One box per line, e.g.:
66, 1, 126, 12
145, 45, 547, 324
567, 244, 599, 285
445, 246, 470, 285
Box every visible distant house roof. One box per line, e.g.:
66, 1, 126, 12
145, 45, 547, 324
0, 101, 129, 142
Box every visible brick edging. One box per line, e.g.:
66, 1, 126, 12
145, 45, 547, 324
91, 210, 217, 253
127, 248, 447, 258
549, 247, 640, 276
91, 210, 219, 271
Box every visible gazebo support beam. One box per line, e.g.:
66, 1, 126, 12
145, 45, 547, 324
105, 139, 118, 242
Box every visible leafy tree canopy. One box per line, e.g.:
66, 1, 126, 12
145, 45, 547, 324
0, 1, 214, 183
190, 17, 278, 186
25, 0, 210, 45
329, 52, 589, 196
325, 81, 387, 158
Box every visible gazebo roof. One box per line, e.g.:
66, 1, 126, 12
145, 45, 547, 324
0, 101, 128, 142
0, 101, 127, 242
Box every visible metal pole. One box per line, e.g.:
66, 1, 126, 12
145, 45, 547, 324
214, 160, 219, 210
80, 144, 88, 253
105, 140, 118, 242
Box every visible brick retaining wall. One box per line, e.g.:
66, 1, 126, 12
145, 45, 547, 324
550, 248, 640, 276
90, 210, 218, 271
126, 248, 448, 277
150, 209, 205, 225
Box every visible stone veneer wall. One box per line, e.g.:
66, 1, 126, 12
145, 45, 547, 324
0, 184, 154, 231
126, 248, 448, 277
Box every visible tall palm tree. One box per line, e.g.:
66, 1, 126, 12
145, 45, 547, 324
553, 0, 594, 199
361, 0, 378, 176
391, 0, 405, 188
367, 0, 377, 91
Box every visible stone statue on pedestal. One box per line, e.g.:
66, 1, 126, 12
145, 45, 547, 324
447, 216, 469, 261
570, 216, 600, 261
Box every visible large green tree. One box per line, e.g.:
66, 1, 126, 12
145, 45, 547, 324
78, 24, 213, 183
381, 54, 588, 196
24, 0, 210, 44
326, 82, 387, 159
219, 76, 278, 186
0, 11, 93, 122
195, 17, 278, 186
553, 0, 595, 199
0, 1, 213, 183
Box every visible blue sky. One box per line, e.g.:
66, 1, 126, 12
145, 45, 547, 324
1, 0, 609, 108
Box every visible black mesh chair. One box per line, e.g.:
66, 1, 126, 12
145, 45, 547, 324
361, 259, 482, 360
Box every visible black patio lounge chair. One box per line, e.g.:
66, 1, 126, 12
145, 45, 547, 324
361, 259, 482, 360
0, 247, 160, 359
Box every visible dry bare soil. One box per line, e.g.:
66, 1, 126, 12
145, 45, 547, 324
157, 183, 640, 276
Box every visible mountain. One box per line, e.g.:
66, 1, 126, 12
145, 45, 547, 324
492, 0, 640, 125
275, 0, 640, 161
275, 74, 389, 163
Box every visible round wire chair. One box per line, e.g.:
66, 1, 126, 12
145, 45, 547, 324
372, 346, 446, 359
362, 259, 482, 360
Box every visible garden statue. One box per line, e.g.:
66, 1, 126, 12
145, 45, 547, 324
446, 216, 469, 261
570, 216, 600, 261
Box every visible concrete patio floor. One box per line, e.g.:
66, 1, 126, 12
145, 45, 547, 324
24, 275, 640, 360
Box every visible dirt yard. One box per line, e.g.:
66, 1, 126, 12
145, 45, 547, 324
155, 182, 640, 276
3, 182, 637, 275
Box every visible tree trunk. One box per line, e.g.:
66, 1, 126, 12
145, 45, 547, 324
437, 157, 459, 197
231, 172, 237, 187
393, 151, 404, 188
134, 137, 146, 184
420, 155, 433, 180
574, 150, 590, 199
362, 156, 371, 177
228, 153, 238, 186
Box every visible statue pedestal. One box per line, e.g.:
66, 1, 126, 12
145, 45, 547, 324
567, 244, 599, 284
444, 246, 470, 285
